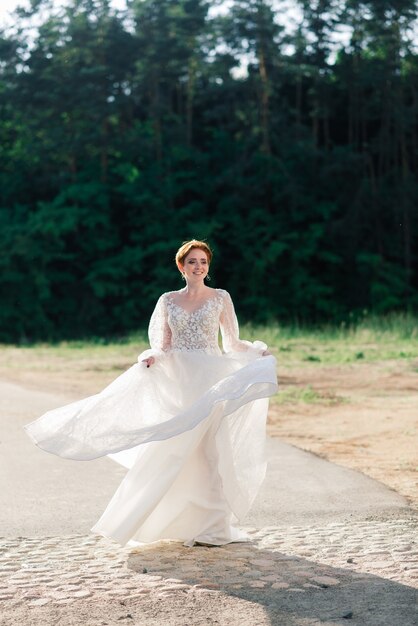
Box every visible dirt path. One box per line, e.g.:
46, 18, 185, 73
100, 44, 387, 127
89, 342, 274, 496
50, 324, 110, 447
0, 376, 417, 626
0, 377, 408, 537
268, 359, 418, 507
0, 350, 416, 508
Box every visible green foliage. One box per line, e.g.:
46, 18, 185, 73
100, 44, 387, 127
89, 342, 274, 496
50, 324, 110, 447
0, 0, 417, 341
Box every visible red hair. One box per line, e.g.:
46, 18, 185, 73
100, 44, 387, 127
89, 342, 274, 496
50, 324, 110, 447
175, 240, 213, 272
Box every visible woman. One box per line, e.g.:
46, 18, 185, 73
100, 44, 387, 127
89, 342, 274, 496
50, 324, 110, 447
24, 240, 278, 547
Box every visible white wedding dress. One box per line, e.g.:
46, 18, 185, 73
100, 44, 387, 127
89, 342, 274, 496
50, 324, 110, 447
24, 289, 278, 547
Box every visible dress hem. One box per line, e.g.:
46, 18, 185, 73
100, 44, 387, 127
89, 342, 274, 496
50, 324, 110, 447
23, 366, 278, 462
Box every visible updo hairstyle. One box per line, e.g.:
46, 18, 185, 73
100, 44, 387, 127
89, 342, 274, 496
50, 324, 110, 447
175, 240, 213, 274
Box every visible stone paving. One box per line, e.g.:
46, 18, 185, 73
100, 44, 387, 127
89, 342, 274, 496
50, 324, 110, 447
0, 516, 416, 610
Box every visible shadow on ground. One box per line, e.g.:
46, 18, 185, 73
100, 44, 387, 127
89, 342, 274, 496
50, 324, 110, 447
127, 540, 418, 626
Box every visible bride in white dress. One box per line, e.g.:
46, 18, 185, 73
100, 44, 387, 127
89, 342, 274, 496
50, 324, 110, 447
24, 240, 278, 547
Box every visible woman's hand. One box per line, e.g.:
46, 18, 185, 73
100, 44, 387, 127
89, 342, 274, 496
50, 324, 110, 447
142, 357, 155, 368
262, 350, 272, 357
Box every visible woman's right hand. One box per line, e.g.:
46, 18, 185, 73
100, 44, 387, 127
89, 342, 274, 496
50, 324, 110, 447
142, 357, 155, 368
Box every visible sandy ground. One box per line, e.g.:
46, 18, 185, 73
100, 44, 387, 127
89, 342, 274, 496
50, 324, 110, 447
0, 349, 417, 626
268, 359, 418, 508
0, 349, 417, 508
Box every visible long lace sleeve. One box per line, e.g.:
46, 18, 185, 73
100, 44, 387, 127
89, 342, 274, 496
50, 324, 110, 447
219, 290, 267, 355
138, 294, 171, 362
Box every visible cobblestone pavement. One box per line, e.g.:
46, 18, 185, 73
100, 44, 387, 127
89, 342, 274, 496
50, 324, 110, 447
0, 515, 416, 611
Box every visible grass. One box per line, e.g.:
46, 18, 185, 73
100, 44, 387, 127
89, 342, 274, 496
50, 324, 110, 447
270, 384, 347, 406
0, 313, 417, 377
240, 312, 418, 365
272, 385, 327, 404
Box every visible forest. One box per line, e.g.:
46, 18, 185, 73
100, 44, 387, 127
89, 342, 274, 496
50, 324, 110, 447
0, 0, 417, 341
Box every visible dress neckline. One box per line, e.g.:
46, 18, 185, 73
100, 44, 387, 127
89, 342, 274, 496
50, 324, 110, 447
167, 289, 222, 315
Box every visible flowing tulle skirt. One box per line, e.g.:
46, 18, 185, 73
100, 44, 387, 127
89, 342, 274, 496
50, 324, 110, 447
24, 350, 278, 546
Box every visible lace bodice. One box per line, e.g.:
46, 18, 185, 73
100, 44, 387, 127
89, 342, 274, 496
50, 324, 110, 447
141, 289, 267, 359
165, 291, 224, 353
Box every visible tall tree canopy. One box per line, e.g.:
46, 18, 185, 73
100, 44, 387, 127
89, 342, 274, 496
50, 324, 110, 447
0, 0, 417, 340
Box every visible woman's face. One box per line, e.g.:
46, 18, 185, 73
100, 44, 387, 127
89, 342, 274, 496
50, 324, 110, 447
181, 248, 209, 283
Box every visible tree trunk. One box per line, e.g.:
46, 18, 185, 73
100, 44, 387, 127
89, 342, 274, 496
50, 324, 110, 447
258, 47, 271, 154
311, 74, 320, 147
100, 118, 109, 184
295, 73, 302, 127
152, 73, 162, 162
400, 80, 412, 300
186, 56, 196, 147
366, 152, 384, 256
